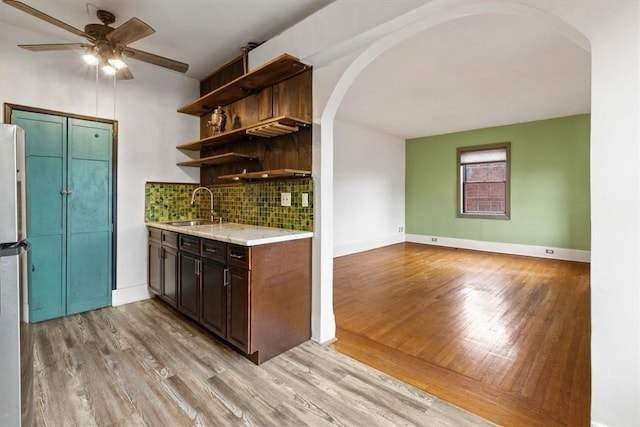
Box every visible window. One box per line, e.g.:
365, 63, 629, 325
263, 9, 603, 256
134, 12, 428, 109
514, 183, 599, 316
457, 143, 510, 219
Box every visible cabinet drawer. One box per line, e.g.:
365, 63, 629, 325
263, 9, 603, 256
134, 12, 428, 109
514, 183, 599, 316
148, 227, 162, 242
179, 234, 200, 255
228, 245, 250, 270
201, 239, 226, 263
162, 230, 178, 249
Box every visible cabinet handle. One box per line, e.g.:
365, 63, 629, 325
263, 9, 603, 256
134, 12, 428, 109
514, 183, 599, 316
195, 259, 200, 276
224, 268, 229, 286
229, 253, 244, 260
205, 247, 218, 253
158, 247, 163, 259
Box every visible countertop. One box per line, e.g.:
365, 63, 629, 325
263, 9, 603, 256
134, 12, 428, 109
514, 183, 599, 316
146, 221, 313, 246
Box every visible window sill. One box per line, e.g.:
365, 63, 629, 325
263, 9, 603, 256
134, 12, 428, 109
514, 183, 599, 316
457, 213, 510, 220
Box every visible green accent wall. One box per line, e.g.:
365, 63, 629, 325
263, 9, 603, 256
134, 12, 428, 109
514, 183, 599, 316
406, 114, 590, 250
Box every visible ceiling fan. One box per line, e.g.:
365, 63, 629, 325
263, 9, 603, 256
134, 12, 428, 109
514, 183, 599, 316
3, 0, 189, 80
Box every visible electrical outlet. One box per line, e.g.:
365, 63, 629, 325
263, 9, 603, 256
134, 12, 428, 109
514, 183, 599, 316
431, 237, 438, 242
545, 249, 554, 254
398, 226, 404, 232
281, 192, 291, 207
301, 193, 309, 207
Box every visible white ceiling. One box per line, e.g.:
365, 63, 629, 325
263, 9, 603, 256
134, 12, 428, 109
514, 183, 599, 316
1, 2, 591, 139
336, 13, 591, 138
0, 0, 332, 79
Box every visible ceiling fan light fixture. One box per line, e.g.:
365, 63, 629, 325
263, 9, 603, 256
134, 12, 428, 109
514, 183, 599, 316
108, 57, 127, 69
82, 53, 99, 65
101, 63, 117, 76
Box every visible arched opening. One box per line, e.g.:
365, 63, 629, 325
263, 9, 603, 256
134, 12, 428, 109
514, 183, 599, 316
316, 4, 591, 425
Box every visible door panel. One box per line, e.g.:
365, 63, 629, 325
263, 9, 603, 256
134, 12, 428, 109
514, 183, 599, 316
12, 111, 67, 323
178, 252, 200, 321
27, 235, 64, 322
163, 247, 178, 307
228, 267, 250, 352
25, 155, 65, 236
201, 258, 227, 338
67, 119, 112, 313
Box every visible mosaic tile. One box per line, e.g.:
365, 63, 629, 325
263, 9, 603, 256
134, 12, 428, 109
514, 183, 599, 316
144, 179, 314, 232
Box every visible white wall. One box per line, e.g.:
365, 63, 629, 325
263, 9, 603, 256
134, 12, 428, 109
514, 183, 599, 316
252, 1, 640, 426
0, 23, 200, 306
333, 119, 404, 257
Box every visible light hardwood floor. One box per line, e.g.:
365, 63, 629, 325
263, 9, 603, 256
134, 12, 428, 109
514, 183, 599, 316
333, 243, 591, 427
27, 298, 494, 426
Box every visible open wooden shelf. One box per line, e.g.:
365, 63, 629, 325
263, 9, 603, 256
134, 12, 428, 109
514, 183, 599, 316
177, 152, 254, 167
219, 169, 311, 181
178, 54, 310, 116
176, 115, 310, 151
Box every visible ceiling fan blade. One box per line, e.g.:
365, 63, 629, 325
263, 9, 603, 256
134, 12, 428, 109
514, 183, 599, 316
3, 0, 93, 41
123, 47, 188, 73
117, 67, 134, 80
18, 43, 90, 52
107, 18, 155, 46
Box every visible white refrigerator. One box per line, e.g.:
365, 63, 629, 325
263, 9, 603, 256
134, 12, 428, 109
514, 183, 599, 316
0, 123, 31, 426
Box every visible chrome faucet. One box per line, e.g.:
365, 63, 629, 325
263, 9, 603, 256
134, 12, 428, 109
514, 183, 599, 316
191, 186, 216, 222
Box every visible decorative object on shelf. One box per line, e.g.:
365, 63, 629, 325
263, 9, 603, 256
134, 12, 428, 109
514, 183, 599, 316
207, 106, 227, 136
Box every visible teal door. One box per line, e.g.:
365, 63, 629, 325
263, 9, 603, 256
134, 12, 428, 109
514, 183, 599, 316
13, 111, 113, 322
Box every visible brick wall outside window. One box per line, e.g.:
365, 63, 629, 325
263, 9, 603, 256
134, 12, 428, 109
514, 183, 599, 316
464, 162, 506, 214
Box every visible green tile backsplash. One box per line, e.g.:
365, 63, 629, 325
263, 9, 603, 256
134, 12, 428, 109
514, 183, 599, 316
145, 179, 314, 232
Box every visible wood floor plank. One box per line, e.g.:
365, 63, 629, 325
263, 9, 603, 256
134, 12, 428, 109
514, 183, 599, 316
27, 298, 493, 427
333, 243, 590, 427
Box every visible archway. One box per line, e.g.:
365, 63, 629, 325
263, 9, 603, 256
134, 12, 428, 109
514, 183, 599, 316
313, 1, 592, 424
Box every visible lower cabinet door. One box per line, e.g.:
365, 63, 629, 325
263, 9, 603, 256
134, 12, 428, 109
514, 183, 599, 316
200, 258, 227, 338
147, 240, 162, 296
162, 246, 178, 307
227, 266, 250, 353
178, 252, 200, 320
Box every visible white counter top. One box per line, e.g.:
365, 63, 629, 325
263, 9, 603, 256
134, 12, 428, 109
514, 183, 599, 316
146, 221, 313, 246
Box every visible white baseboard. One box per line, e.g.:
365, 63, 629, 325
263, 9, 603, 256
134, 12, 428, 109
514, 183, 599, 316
112, 283, 151, 306
406, 234, 590, 263
334, 233, 406, 258
591, 422, 609, 427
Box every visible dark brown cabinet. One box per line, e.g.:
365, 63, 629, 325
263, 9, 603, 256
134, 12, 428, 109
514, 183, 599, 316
147, 226, 312, 364
162, 246, 178, 306
200, 257, 227, 337
227, 265, 250, 352
200, 239, 228, 338
147, 229, 162, 295
147, 227, 178, 308
178, 235, 201, 320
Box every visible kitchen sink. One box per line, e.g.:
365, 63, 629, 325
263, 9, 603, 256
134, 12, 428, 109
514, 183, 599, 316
166, 220, 215, 226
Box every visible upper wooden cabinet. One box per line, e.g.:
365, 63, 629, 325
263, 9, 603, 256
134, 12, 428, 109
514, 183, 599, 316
176, 53, 313, 184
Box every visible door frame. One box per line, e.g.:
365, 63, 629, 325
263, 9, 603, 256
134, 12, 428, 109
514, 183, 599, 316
4, 103, 119, 291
